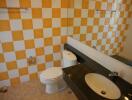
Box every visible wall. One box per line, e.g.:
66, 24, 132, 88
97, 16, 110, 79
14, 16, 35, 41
0, 0, 131, 87
119, 19, 132, 60
68, 0, 132, 55
0, 0, 69, 87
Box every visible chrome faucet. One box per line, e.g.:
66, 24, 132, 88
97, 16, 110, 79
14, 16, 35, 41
108, 72, 118, 77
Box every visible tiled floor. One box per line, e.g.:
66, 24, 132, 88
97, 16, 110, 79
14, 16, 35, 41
0, 80, 77, 100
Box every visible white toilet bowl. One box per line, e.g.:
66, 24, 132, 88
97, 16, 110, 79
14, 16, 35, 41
39, 50, 77, 94
39, 67, 66, 94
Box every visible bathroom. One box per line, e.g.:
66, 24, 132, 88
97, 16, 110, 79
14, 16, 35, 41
0, 0, 132, 100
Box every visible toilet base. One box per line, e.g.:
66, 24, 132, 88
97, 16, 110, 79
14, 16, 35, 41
45, 78, 67, 94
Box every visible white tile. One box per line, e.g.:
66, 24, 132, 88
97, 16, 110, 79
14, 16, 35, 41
0, 9, 9, 20
43, 28, 52, 38
0, 31, 12, 43
36, 55, 45, 64
61, 27, 67, 35
32, 19, 43, 29
53, 36, 61, 45
34, 38, 44, 48
93, 26, 99, 33
17, 59, 27, 68
52, 0, 61, 8
52, 18, 60, 27
42, 8, 52, 18
0, 43, 3, 53
23, 30, 34, 40
31, 0, 42, 8
74, 0, 82, 8
74, 18, 81, 26
67, 8, 74, 18
8, 69, 19, 78
61, 8, 68, 18
26, 49, 36, 58
10, 20, 22, 31
81, 9, 88, 18
20, 75, 29, 83
87, 18, 94, 25
28, 65, 37, 73
89, 0, 95, 9
14, 41, 25, 51
0, 80, 10, 87
0, 63, 7, 72
101, 2, 107, 10
45, 61, 53, 69
67, 27, 73, 35
44, 46, 53, 55
21, 9, 32, 19
4, 52, 16, 62
53, 53, 61, 60
80, 26, 87, 34
6, 0, 20, 7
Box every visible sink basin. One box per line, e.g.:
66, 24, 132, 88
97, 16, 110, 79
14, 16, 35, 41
85, 73, 121, 99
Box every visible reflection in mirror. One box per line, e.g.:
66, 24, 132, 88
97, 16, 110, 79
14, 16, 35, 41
67, 0, 132, 61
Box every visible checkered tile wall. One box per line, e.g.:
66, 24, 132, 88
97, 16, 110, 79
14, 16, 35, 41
0, 0, 68, 87
68, 0, 132, 55
0, 0, 131, 86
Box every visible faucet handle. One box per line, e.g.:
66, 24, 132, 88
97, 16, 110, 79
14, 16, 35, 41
108, 71, 118, 77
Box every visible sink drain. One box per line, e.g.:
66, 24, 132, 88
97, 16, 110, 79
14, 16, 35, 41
101, 90, 106, 95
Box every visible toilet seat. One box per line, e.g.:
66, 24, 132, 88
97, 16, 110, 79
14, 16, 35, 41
40, 67, 63, 82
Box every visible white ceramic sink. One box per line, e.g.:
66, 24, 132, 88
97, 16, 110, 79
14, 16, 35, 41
85, 73, 121, 99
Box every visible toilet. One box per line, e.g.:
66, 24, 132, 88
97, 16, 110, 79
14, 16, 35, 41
39, 50, 77, 94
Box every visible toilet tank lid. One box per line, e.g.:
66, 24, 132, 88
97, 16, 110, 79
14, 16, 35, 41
63, 50, 77, 60
40, 67, 62, 80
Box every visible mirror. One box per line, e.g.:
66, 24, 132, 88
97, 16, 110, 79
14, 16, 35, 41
67, 0, 132, 62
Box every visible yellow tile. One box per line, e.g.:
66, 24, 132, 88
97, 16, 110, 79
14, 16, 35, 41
54, 60, 61, 67
25, 40, 35, 49
36, 48, 44, 56
87, 26, 93, 33
19, 0, 31, 8
45, 54, 53, 62
0, 0, 6, 7
61, 36, 67, 44
61, 18, 67, 27
74, 9, 81, 17
2, 42, 14, 52
67, 18, 73, 26
0, 54, 5, 62
42, 0, 51, 8
6, 61, 17, 70
44, 37, 52, 46
22, 19, 33, 29
82, 0, 89, 8
53, 28, 60, 36
88, 10, 94, 17
34, 29, 43, 38
19, 67, 28, 76
38, 64, 45, 71
0, 20, 10, 31
53, 45, 61, 52
15, 50, 26, 60
43, 18, 52, 27
11, 77, 20, 86
52, 8, 60, 18
80, 34, 86, 41
0, 72, 9, 80
81, 18, 87, 26
30, 73, 38, 80
32, 8, 42, 18
12, 31, 23, 41
61, 0, 70, 8
8, 9, 21, 19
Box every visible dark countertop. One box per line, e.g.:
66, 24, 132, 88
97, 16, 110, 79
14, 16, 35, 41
63, 62, 132, 100
63, 44, 132, 100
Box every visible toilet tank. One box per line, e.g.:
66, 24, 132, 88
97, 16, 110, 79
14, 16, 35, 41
62, 50, 77, 68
